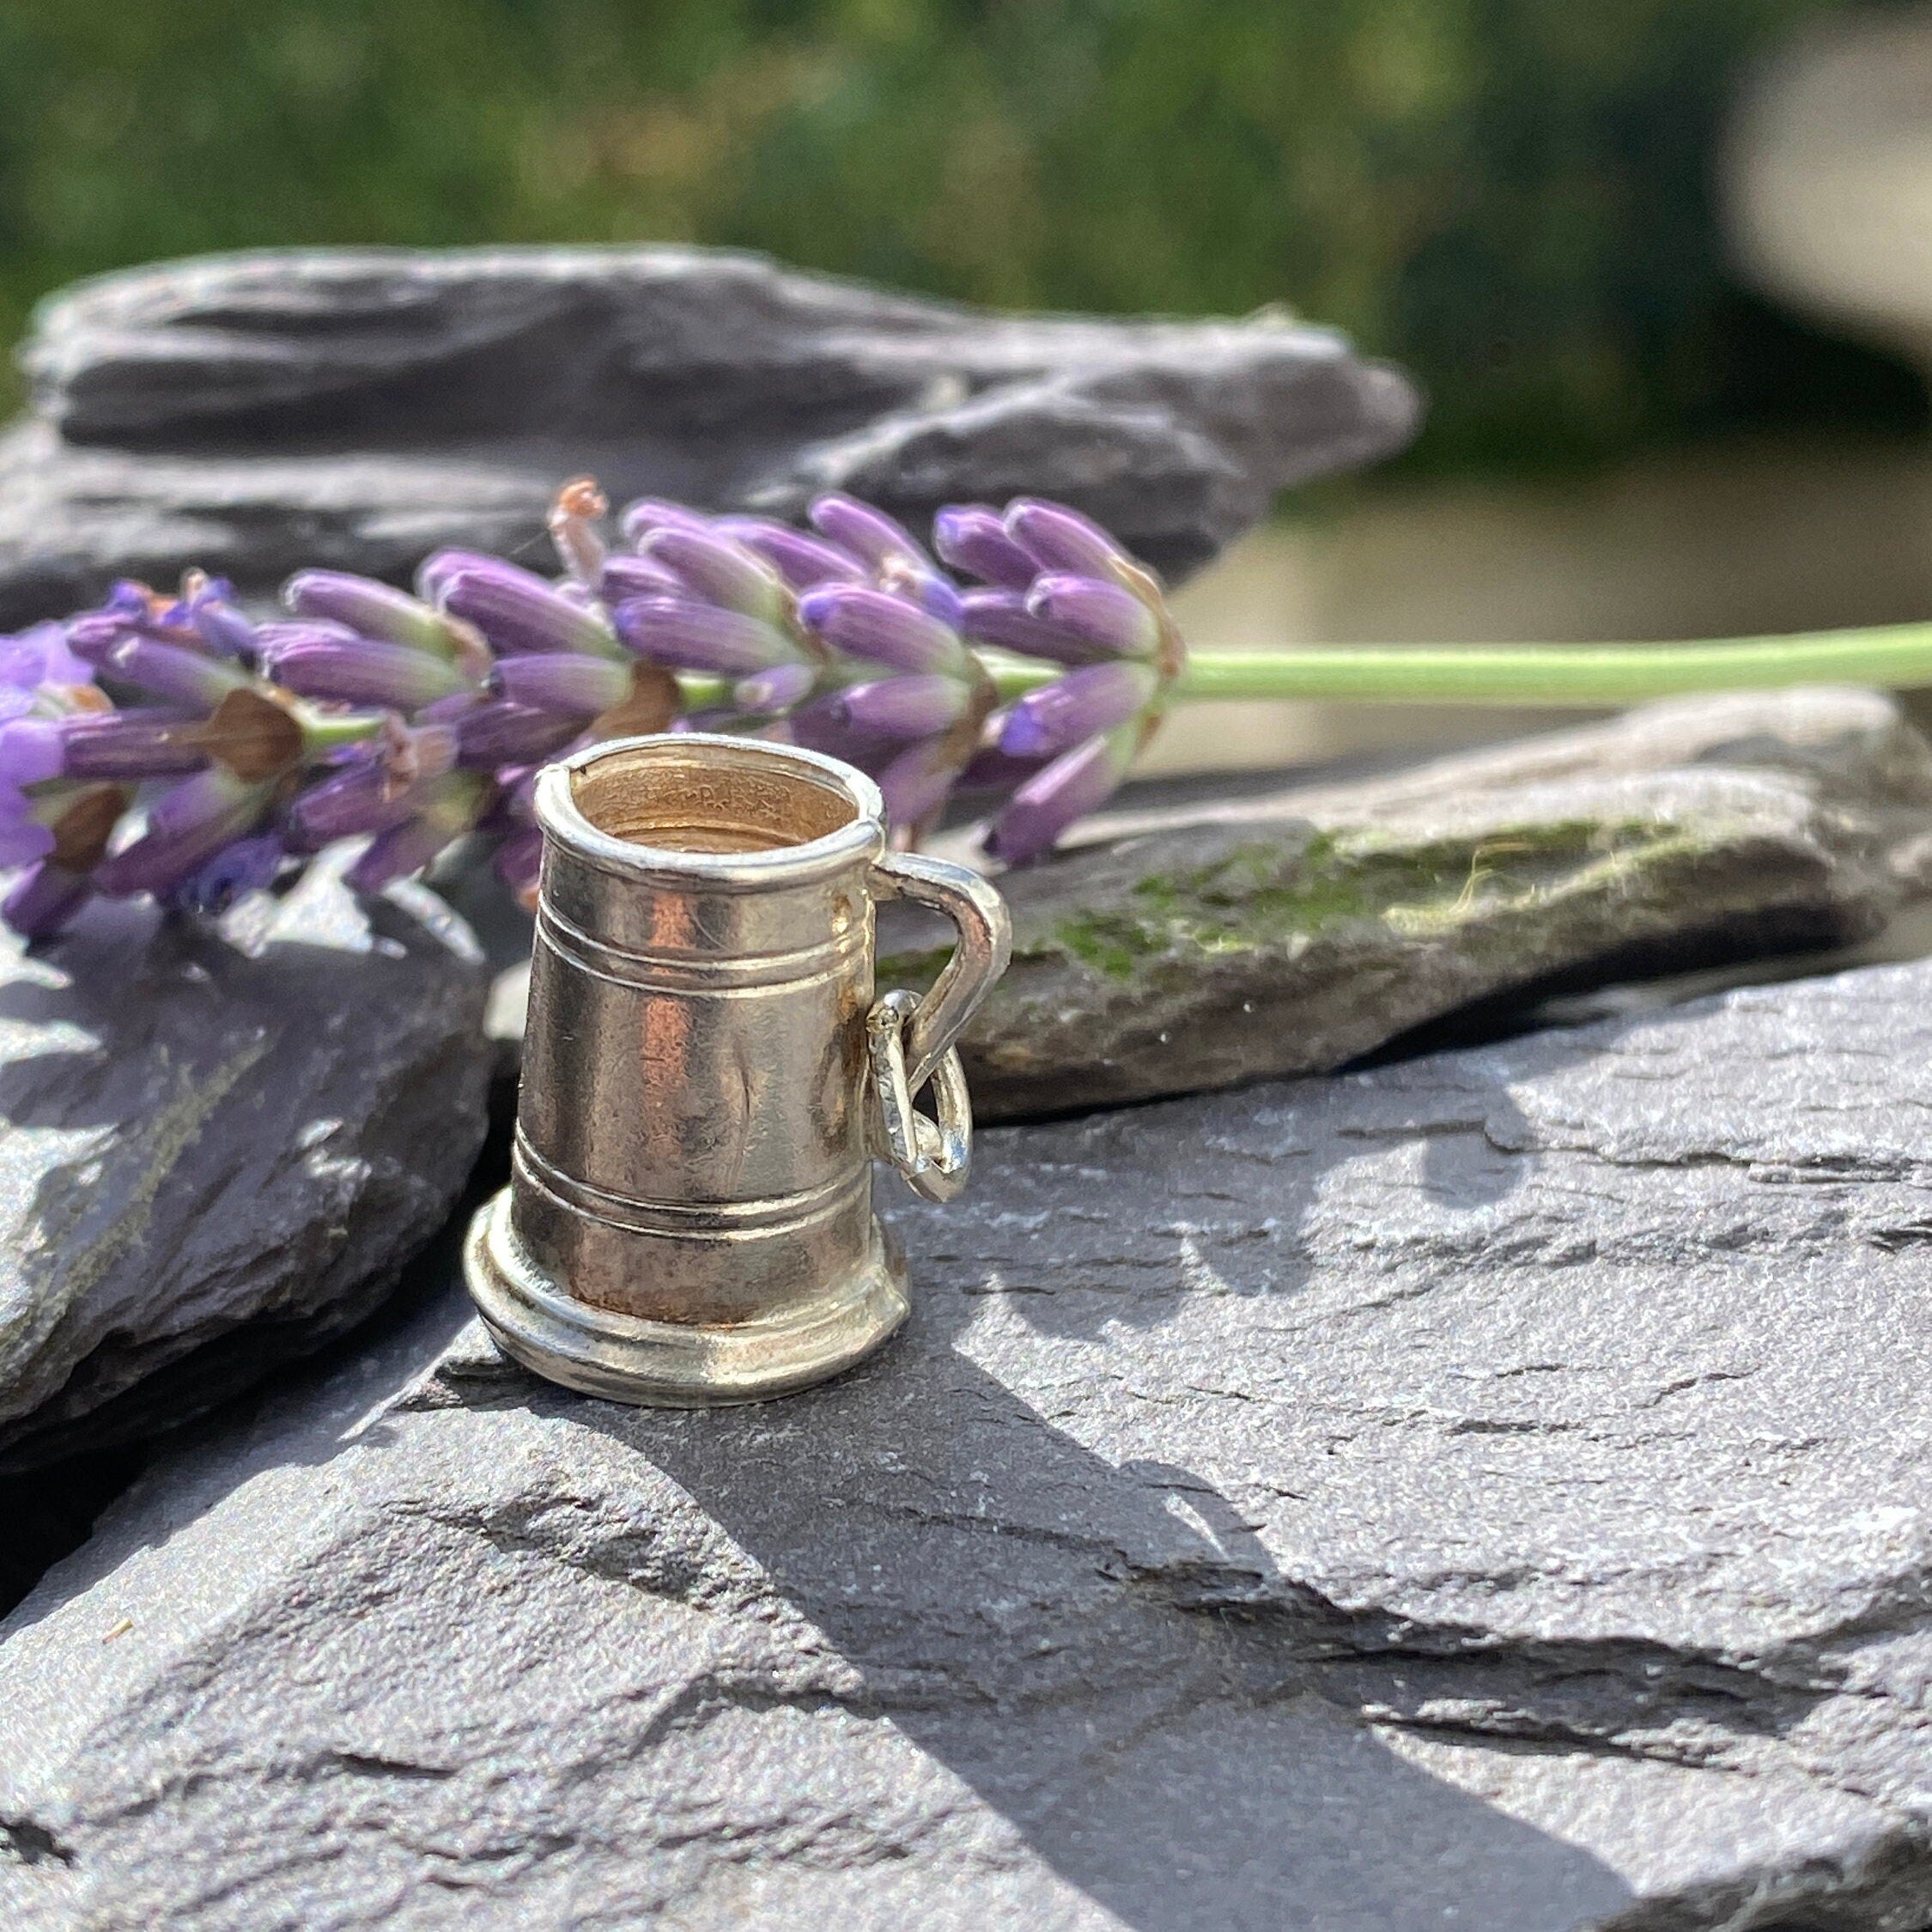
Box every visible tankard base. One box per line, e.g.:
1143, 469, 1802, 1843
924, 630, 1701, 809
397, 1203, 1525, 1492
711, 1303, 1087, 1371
461, 1188, 910, 1407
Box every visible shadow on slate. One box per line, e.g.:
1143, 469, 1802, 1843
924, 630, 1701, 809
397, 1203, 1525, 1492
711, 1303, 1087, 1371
0, 245, 1419, 624
9, 957, 1932, 1925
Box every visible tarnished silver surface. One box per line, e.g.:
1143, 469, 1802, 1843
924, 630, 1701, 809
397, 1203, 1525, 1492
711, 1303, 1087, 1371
465, 733, 1010, 1406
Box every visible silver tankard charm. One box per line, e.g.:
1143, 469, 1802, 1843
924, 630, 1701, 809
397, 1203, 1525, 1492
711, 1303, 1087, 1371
465, 733, 1012, 1406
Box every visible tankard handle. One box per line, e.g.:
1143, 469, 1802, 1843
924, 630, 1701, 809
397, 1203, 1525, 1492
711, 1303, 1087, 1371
869, 851, 1012, 1095
866, 852, 1012, 1204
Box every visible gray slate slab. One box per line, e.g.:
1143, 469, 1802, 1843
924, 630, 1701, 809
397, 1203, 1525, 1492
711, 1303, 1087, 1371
0, 246, 1418, 624
483, 687, 1932, 1114
907, 683, 1932, 1111
0, 860, 491, 1472
9, 956, 1932, 1927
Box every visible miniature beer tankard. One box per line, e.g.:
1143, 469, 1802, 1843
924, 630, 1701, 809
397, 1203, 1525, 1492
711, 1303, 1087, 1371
465, 733, 1012, 1405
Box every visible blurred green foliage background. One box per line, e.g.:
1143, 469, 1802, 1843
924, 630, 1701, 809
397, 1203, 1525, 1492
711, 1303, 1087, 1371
0, 0, 1918, 472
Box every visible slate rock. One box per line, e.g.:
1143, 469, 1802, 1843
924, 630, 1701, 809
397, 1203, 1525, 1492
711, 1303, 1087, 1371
886, 684, 1932, 1115
0, 858, 491, 1472
10, 957, 1932, 1926
0, 246, 1419, 624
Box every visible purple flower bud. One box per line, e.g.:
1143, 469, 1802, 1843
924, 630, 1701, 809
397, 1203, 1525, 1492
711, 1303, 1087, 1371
956, 590, 1113, 666
94, 769, 267, 900
346, 817, 456, 895
102, 635, 253, 710
733, 661, 817, 714
638, 526, 786, 621
0, 623, 95, 692
453, 699, 584, 769
985, 728, 1136, 865
173, 833, 286, 914
808, 494, 929, 571
64, 612, 137, 667
490, 653, 632, 717
933, 505, 1040, 591
165, 574, 256, 659
494, 825, 544, 902
619, 498, 714, 545
1026, 575, 1160, 659
286, 756, 414, 850
598, 555, 688, 604
795, 586, 966, 675
42, 711, 210, 781
0, 720, 66, 788
998, 661, 1158, 759
613, 597, 796, 675
874, 738, 963, 830
420, 552, 617, 658
878, 557, 964, 628
712, 518, 866, 591
3, 861, 92, 939
342, 769, 488, 896
1005, 499, 1134, 579
63, 583, 152, 667
834, 674, 971, 739
256, 623, 473, 708
764, 693, 910, 771
284, 571, 463, 659
957, 742, 1052, 793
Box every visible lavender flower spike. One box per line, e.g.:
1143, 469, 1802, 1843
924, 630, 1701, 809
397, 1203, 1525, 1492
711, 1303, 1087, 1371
102, 635, 253, 711
421, 552, 620, 659
933, 505, 1039, 591
613, 598, 798, 676
985, 725, 1140, 866
94, 769, 267, 900
174, 833, 286, 914
619, 498, 714, 545
835, 675, 972, 739
491, 653, 632, 717
344, 772, 490, 894
1005, 498, 1137, 580
257, 624, 474, 708
1026, 575, 1161, 659
733, 662, 817, 714
164, 572, 257, 659
638, 526, 786, 623
712, 518, 866, 592
286, 756, 416, 850
957, 590, 1119, 667
0, 622, 94, 694
875, 736, 968, 831
284, 570, 475, 662
21, 711, 209, 781
453, 700, 583, 769
795, 586, 968, 676
999, 661, 1158, 760
808, 494, 930, 572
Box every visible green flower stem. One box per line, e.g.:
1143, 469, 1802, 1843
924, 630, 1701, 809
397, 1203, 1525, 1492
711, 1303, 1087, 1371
295, 706, 392, 750
671, 626, 1932, 720
990, 627, 1932, 707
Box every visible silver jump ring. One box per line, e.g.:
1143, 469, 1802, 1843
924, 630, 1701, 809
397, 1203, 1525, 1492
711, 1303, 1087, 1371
867, 987, 973, 1204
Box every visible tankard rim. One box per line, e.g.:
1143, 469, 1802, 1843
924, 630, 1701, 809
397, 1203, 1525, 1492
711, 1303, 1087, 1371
536, 732, 888, 891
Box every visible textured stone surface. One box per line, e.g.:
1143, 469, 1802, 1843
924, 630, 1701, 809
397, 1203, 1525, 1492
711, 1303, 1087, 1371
884, 684, 1932, 1115
0, 859, 491, 1472
0, 246, 1418, 624
10, 958, 1932, 1926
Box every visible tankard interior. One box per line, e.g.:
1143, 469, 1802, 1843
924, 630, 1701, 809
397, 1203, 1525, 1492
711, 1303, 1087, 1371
569, 738, 861, 855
